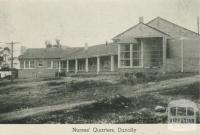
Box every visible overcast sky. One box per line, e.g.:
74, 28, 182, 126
0, 0, 200, 51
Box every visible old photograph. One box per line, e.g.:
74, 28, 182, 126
0, 0, 199, 124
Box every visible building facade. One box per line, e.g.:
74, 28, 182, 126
18, 17, 200, 78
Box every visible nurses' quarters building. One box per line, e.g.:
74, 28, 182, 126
18, 17, 200, 78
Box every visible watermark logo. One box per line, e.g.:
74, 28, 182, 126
167, 99, 198, 131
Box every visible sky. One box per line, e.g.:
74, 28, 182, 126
0, 0, 200, 53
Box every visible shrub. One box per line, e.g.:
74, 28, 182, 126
55, 72, 66, 77
59, 72, 66, 77
145, 72, 161, 82
135, 72, 146, 83
119, 73, 137, 85
80, 95, 132, 114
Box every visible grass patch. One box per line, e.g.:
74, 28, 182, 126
160, 82, 200, 99
46, 81, 65, 86
5, 94, 168, 124
120, 72, 196, 85
66, 80, 112, 91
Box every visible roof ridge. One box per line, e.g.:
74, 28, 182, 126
112, 23, 141, 39
89, 42, 115, 47
147, 17, 199, 36
113, 21, 170, 39
143, 22, 170, 36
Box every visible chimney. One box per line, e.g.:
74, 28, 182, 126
84, 43, 88, 51
105, 41, 108, 46
139, 16, 144, 23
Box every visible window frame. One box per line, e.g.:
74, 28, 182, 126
132, 43, 143, 68
47, 60, 53, 69
21, 60, 35, 69
29, 60, 35, 69
52, 60, 58, 69
38, 60, 43, 67
120, 44, 131, 68
119, 42, 143, 68
24, 60, 29, 69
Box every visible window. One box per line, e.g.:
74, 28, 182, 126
25, 60, 29, 68
119, 43, 143, 67
30, 60, 35, 68
120, 44, 130, 67
20, 60, 35, 69
20, 61, 24, 69
61, 61, 67, 68
38, 60, 43, 67
132, 44, 142, 67
53, 61, 58, 68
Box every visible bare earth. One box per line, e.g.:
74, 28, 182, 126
0, 74, 199, 122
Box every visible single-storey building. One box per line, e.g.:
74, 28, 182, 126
18, 47, 81, 78
18, 17, 200, 78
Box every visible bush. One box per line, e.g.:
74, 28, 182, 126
59, 72, 66, 77
55, 72, 66, 77
120, 73, 137, 85
135, 72, 146, 83
80, 95, 132, 114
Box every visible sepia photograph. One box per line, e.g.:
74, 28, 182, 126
0, 0, 199, 128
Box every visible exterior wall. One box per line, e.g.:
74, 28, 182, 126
18, 68, 59, 78
18, 39, 199, 78
118, 37, 163, 73
182, 39, 200, 72
18, 58, 60, 78
166, 39, 200, 73
142, 38, 163, 68
166, 39, 182, 72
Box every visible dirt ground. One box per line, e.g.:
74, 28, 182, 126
0, 73, 199, 123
